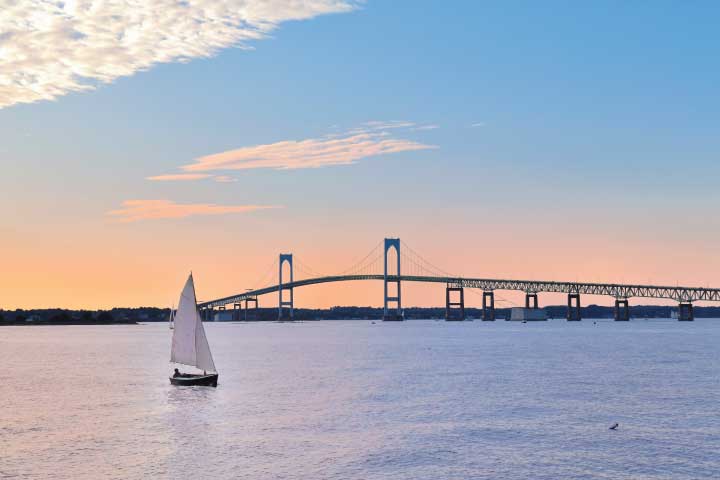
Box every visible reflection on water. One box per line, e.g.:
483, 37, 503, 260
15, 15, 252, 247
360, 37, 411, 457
2, 320, 720, 479
166, 383, 217, 405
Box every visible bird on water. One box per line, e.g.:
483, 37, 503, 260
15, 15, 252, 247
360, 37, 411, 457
609, 423, 619, 430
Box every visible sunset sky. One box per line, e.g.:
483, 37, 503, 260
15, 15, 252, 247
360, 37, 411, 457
2, 1, 719, 309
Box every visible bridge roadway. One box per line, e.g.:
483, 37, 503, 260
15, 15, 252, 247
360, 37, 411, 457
197, 275, 720, 309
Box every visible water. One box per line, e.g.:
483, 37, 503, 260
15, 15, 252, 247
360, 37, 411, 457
2, 319, 719, 479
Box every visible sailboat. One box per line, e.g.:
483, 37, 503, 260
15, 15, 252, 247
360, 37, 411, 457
169, 273, 219, 387
168, 305, 175, 330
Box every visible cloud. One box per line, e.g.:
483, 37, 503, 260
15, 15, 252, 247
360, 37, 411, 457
107, 199, 280, 222
146, 173, 212, 181
146, 173, 239, 182
177, 124, 436, 174
145, 122, 437, 180
471, 122, 487, 128
347, 120, 437, 134
361, 120, 417, 130
213, 175, 238, 183
0, 1, 358, 109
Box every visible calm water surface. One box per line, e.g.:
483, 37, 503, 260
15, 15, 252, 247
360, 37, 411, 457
2, 320, 719, 479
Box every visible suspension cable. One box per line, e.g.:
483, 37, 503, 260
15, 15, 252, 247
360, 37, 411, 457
294, 256, 326, 279
400, 240, 455, 277
337, 241, 383, 276
251, 257, 278, 290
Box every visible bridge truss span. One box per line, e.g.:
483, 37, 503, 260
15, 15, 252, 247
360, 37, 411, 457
442, 277, 720, 303
198, 274, 720, 310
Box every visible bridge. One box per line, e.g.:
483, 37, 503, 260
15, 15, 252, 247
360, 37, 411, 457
197, 238, 720, 322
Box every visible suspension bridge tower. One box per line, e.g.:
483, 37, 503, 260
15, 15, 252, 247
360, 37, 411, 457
383, 238, 403, 321
278, 253, 294, 321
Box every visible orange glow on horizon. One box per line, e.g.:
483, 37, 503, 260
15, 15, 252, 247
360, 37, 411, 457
3, 217, 719, 310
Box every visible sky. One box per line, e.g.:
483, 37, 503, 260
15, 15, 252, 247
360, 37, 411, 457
1, 1, 719, 310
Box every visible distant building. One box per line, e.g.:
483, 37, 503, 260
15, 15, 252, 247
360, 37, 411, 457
509, 308, 548, 321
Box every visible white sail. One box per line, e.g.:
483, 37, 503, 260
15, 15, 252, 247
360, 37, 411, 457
170, 274, 217, 372
194, 313, 215, 372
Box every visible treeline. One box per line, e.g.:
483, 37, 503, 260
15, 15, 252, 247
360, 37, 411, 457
0, 307, 168, 325
3, 304, 720, 325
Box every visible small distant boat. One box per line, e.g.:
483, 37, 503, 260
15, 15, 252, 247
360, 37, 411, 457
168, 305, 175, 330
169, 274, 218, 387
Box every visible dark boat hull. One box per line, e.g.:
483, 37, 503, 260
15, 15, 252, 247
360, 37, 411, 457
170, 373, 218, 387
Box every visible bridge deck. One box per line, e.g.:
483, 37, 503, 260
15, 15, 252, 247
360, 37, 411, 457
198, 275, 720, 309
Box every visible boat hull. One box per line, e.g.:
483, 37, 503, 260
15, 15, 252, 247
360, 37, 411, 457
170, 373, 218, 387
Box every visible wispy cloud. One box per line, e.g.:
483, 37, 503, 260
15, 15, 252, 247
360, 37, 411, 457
470, 122, 487, 128
153, 123, 436, 176
213, 175, 238, 183
361, 120, 417, 130
346, 120, 438, 134
146, 173, 240, 182
107, 199, 280, 223
146, 173, 212, 181
0, 1, 358, 109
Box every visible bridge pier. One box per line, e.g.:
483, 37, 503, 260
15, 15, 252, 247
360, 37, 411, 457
567, 293, 581, 321
482, 291, 495, 321
278, 254, 294, 321
678, 302, 694, 321
445, 285, 465, 321
383, 238, 403, 321
245, 296, 258, 321
614, 298, 629, 321
525, 292, 538, 309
